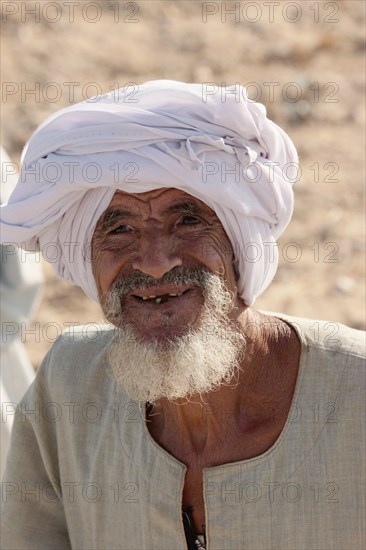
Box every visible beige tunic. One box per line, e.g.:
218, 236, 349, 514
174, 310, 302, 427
1, 314, 365, 549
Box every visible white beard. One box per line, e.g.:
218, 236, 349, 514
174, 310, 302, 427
103, 271, 246, 404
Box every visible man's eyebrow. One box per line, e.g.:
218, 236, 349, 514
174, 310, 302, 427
163, 200, 204, 217
100, 208, 137, 232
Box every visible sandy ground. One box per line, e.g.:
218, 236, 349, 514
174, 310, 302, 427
1, 0, 365, 368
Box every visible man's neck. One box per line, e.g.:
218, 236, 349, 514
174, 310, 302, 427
146, 309, 301, 466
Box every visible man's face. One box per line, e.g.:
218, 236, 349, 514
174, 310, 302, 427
92, 187, 247, 403
92, 187, 243, 342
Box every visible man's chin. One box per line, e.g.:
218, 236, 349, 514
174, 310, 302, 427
129, 325, 194, 349
106, 322, 244, 404
103, 269, 245, 403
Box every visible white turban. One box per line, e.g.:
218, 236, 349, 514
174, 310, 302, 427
0, 80, 298, 305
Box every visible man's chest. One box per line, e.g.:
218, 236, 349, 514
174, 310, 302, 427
180, 413, 291, 535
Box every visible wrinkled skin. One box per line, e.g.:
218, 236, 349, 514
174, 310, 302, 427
92, 187, 246, 343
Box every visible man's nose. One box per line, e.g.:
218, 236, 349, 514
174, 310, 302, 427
131, 234, 182, 280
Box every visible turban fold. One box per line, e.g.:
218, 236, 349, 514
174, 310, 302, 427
0, 80, 298, 305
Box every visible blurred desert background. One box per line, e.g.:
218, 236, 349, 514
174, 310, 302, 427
1, 0, 365, 368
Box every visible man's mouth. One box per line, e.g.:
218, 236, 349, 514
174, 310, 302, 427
130, 287, 192, 305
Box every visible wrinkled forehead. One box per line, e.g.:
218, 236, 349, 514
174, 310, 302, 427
97, 186, 221, 223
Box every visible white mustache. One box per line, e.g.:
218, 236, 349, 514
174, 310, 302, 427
109, 266, 212, 299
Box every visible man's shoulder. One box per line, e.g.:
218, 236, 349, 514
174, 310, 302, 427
266, 311, 365, 362
49, 322, 116, 366
35, 323, 116, 392
53, 322, 115, 353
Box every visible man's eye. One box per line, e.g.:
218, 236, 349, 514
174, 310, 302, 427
111, 225, 133, 234
180, 215, 200, 225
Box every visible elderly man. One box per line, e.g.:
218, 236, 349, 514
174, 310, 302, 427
1, 81, 364, 550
